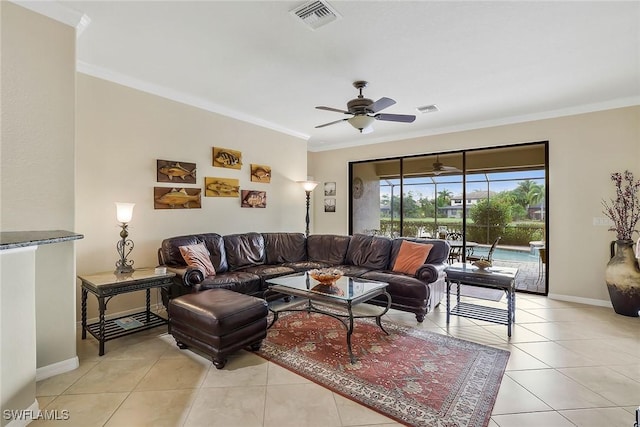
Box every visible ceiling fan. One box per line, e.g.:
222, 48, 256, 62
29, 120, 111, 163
315, 81, 416, 133
430, 155, 461, 175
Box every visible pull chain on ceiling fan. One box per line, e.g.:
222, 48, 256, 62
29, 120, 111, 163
315, 81, 416, 133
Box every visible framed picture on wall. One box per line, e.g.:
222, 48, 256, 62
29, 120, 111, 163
212, 147, 242, 169
156, 159, 196, 184
241, 190, 267, 208
324, 181, 336, 196
154, 187, 201, 209
324, 198, 336, 213
204, 177, 240, 197
250, 164, 271, 183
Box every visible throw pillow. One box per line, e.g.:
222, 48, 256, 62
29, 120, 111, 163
179, 243, 216, 277
392, 241, 433, 276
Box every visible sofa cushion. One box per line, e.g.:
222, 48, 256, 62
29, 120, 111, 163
179, 243, 217, 276
195, 271, 262, 296
392, 241, 433, 276
240, 264, 296, 284
200, 233, 229, 273
345, 234, 392, 270
161, 235, 200, 266
307, 234, 351, 265
389, 238, 449, 267
333, 265, 373, 277
262, 232, 306, 264
283, 261, 331, 272
223, 233, 265, 271
361, 270, 429, 302
160, 233, 228, 273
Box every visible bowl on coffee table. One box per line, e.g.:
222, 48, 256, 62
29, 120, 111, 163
308, 268, 345, 296
309, 268, 344, 285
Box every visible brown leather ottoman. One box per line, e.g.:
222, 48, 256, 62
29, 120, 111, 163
168, 289, 268, 369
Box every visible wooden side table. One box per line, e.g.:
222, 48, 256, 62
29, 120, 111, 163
444, 262, 518, 337
79, 267, 175, 355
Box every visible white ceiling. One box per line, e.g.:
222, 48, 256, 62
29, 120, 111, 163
50, 1, 640, 151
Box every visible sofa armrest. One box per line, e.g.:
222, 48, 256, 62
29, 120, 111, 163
166, 266, 205, 288
415, 262, 447, 283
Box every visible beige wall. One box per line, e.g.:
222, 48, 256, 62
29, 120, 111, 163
1, 1, 78, 379
75, 74, 308, 319
309, 106, 640, 304
1, 248, 37, 425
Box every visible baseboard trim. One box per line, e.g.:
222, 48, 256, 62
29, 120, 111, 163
5, 399, 39, 427
36, 356, 79, 382
547, 293, 613, 308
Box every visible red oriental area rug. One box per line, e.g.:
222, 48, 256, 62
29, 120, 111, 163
257, 311, 509, 427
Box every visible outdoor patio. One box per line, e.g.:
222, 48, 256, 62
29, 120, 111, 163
492, 259, 545, 294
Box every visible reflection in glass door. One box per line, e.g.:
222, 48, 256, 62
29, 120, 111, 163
351, 159, 400, 237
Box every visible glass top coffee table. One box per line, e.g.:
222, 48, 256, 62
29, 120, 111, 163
265, 271, 391, 363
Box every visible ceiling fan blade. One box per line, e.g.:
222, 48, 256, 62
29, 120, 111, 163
375, 113, 416, 123
316, 106, 351, 114
315, 118, 348, 129
367, 97, 396, 113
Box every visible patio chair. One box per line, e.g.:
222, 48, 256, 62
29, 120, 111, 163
467, 236, 501, 263
446, 232, 463, 264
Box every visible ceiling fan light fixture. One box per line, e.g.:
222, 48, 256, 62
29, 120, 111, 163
348, 115, 375, 133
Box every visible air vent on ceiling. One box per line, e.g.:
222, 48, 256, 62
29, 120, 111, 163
417, 104, 439, 114
290, 0, 341, 30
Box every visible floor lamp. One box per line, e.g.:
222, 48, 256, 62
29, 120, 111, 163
297, 181, 318, 236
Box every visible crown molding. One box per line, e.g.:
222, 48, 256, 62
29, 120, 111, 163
308, 97, 640, 152
76, 61, 310, 142
11, 0, 91, 34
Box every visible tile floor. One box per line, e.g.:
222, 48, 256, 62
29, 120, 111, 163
32, 293, 640, 427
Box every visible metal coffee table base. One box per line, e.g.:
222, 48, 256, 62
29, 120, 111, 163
268, 292, 392, 364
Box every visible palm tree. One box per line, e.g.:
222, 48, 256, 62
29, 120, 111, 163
514, 180, 544, 219
527, 184, 544, 207
437, 189, 453, 208
527, 184, 545, 220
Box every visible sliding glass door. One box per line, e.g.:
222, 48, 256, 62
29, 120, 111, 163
349, 141, 548, 295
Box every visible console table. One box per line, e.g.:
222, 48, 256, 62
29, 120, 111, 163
79, 268, 175, 355
444, 262, 518, 337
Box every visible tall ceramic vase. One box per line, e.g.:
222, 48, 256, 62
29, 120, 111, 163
605, 239, 640, 317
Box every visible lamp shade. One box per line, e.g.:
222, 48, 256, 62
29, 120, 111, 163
115, 202, 135, 223
297, 181, 319, 192
348, 115, 375, 132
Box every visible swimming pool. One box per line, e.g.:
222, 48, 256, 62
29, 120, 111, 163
469, 246, 537, 262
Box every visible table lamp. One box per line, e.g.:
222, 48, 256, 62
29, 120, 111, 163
115, 202, 135, 274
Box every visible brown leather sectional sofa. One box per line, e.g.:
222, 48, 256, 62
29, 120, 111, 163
158, 232, 450, 322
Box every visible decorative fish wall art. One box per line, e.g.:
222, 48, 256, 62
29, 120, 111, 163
212, 147, 242, 170
154, 187, 202, 209
241, 190, 267, 208
157, 159, 197, 184
250, 164, 271, 183
204, 177, 240, 197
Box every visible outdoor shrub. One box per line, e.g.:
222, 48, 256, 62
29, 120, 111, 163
500, 224, 544, 245
377, 219, 543, 246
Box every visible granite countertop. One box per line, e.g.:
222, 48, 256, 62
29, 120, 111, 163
0, 230, 84, 250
